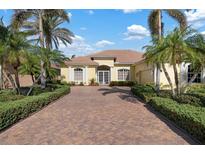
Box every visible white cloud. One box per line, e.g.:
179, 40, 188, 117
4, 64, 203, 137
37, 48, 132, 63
185, 10, 205, 28
200, 31, 205, 37
124, 24, 150, 40
68, 12, 72, 19
80, 27, 87, 31
95, 40, 115, 47
88, 10, 94, 15
122, 9, 141, 14
59, 35, 95, 56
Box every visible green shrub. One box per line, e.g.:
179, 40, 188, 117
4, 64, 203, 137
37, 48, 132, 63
173, 94, 203, 107
0, 89, 25, 102
68, 81, 75, 86
89, 78, 99, 86
0, 85, 70, 131
30, 85, 57, 96
158, 90, 173, 99
131, 84, 157, 102
109, 81, 137, 87
188, 93, 205, 106
186, 84, 205, 93
149, 97, 205, 143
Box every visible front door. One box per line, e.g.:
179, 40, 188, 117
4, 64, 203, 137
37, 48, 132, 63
98, 71, 110, 85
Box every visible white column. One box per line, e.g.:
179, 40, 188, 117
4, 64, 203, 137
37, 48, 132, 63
110, 67, 114, 81
85, 66, 88, 85
69, 66, 72, 81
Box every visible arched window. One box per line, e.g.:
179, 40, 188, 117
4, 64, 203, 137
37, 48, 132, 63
187, 65, 201, 83
74, 68, 83, 81
118, 69, 130, 81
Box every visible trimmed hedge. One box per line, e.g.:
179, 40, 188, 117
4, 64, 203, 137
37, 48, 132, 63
173, 94, 203, 107
109, 81, 137, 87
186, 84, 205, 94
131, 84, 157, 102
188, 93, 205, 106
149, 97, 205, 143
0, 90, 25, 102
0, 85, 70, 131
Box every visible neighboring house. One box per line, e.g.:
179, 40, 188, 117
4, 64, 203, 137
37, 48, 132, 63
61, 49, 205, 87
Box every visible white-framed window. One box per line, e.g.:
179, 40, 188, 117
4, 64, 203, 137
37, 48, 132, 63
118, 69, 130, 81
74, 68, 83, 81
187, 65, 201, 83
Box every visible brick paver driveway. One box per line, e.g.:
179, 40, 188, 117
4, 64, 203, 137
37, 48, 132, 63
0, 86, 196, 144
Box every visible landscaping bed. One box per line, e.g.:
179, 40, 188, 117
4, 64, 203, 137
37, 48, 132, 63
149, 97, 205, 144
0, 90, 25, 102
131, 83, 205, 143
0, 84, 70, 131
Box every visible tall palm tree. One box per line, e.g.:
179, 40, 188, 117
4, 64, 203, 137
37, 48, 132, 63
144, 36, 176, 96
145, 28, 198, 95
43, 16, 74, 49
147, 9, 187, 92
12, 9, 69, 89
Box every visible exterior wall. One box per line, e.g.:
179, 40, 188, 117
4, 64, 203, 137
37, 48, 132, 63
135, 62, 154, 84
87, 66, 97, 83
160, 64, 180, 89
61, 67, 69, 82
93, 59, 114, 67
130, 65, 136, 81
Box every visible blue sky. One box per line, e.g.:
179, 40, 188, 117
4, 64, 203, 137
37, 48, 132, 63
1, 9, 205, 57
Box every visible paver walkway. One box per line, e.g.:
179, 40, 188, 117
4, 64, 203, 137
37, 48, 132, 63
0, 86, 196, 144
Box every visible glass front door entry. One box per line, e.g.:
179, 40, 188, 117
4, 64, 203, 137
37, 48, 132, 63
98, 71, 110, 85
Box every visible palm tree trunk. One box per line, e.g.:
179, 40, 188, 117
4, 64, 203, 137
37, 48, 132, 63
173, 63, 180, 95
162, 63, 175, 96
3, 70, 16, 90
39, 12, 46, 89
14, 68, 20, 88
31, 73, 35, 83
155, 10, 162, 92
183, 72, 199, 93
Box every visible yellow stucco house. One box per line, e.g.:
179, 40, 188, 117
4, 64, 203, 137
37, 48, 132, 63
61, 49, 204, 87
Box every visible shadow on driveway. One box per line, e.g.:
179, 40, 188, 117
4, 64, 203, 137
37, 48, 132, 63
98, 86, 139, 104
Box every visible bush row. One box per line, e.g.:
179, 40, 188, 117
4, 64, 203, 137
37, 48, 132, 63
0, 89, 25, 102
131, 84, 157, 102
0, 85, 70, 131
149, 97, 205, 144
186, 84, 205, 94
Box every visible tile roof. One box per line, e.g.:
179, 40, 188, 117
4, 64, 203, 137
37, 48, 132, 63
65, 49, 144, 66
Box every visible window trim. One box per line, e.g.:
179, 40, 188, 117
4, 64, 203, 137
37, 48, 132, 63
187, 65, 201, 83
117, 68, 130, 81
74, 67, 84, 82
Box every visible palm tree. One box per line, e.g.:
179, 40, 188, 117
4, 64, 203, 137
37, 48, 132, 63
43, 16, 74, 49
148, 9, 187, 92
144, 36, 176, 96
145, 28, 198, 95
0, 17, 9, 89
5, 31, 31, 89
182, 33, 205, 91
12, 9, 69, 89
39, 48, 68, 80
19, 51, 40, 83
